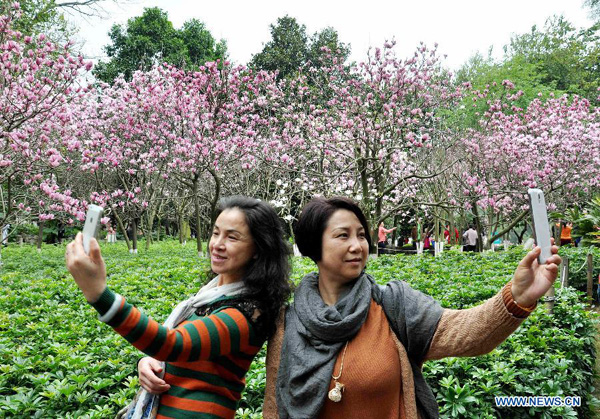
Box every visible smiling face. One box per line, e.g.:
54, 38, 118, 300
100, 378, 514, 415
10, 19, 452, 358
317, 209, 369, 286
209, 208, 256, 285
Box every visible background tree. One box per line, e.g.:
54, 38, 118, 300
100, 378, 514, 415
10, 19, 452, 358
0, 4, 92, 250
250, 15, 350, 80
180, 19, 227, 68
455, 53, 560, 129
93, 7, 227, 83
584, 0, 600, 20
457, 15, 599, 133
258, 41, 463, 246
68, 68, 178, 252
2, 0, 67, 38
504, 16, 600, 100
1, 0, 117, 43
457, 86, 600, 248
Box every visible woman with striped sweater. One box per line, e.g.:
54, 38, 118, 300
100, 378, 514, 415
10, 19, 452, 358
66, 197, 291, 418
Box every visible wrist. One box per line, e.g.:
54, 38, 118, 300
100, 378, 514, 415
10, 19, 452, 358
504, 282, 536, 318
510, 282, 536, 307
84, 284, 107, 303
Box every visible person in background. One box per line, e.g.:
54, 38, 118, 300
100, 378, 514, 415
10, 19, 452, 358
463, 225, 478, 252
1, 223, 9, 246
560, 222, 573, 246
443, 226, 451, 244
443, 225, 459, 245
492, 231, 502, 251
378, 222, 396, 254
423, 231, 431, 250
66, 196, 291, 419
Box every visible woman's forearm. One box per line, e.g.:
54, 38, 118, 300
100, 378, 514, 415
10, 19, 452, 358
425, 285, 525, 360
91, 288, 259, 362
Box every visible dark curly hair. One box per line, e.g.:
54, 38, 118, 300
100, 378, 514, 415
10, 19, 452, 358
216, 196, 291, 338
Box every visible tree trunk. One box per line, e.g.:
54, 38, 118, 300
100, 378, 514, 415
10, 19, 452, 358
178, 213, 185, 245
435, 212, 441, 250
490, 211, 528, 245
192, 175, 203, 256
449, 211, 456, 245
37, 221, 44, 253
391, 214, 399, 246
114, 211, 132, 251
472, 201, 484, 252
131, 218, 138, 254
561, 257, 569, 288
145, 210, 156, 251
139, 221, 149, 251
544, 286, 555, 314
517, 221, 528, 244
207, 168, 222, 257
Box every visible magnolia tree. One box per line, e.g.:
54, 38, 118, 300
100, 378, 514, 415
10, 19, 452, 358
458, 84, 600, 246
67, 68, 186, 253
11, 0, 600, 257
0, 4, 91, 251
154, 63, 283, 255
260, 41, 464, 242
51, 61, 286, 255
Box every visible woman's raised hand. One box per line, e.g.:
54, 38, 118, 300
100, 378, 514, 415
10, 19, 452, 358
511, 239, 562, 307
65, 232, 107, 303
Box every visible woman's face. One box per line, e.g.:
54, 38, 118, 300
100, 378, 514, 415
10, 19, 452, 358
317, 209, 369, 285
209, 208, 256, 284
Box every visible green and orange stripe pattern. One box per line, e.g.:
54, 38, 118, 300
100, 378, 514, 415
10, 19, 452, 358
91, 288, 264, 418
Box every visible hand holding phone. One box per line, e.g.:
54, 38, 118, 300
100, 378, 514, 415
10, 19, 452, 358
528, 189, 552, 264
82, 205, 104, 255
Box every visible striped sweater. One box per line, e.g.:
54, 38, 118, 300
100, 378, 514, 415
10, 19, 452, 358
91, 288, 265, 419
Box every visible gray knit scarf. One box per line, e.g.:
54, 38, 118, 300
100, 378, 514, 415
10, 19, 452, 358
276, 271, 373, 418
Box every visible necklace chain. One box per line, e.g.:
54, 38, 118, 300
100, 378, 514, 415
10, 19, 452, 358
331, 341, 349, 380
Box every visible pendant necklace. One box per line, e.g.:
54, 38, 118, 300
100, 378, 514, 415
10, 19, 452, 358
328, 341, 349, 403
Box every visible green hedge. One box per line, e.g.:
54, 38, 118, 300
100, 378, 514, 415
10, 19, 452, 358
557, 246, 600, 290
0, 242, 597, 417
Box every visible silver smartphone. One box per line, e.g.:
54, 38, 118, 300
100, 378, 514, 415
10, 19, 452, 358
527, 189, 552, 264
82, 205, 104, 254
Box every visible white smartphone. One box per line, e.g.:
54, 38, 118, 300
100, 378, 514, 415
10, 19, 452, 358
82, 204, 104, 254
528, 189, 552, 264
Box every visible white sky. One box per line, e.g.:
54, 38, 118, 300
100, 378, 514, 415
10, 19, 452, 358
68, 0, 595, 71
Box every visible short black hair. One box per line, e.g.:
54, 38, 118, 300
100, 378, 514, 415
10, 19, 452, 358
294, 196, 372, 262
216, 196, 291, 338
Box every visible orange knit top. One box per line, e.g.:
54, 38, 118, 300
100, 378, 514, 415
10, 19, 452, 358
318, 301, 404, 418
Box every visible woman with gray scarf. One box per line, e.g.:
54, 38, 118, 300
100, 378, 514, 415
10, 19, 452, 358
263, 197, 561, 418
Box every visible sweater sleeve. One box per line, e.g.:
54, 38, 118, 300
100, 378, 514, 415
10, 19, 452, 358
91, 288, 259, 362
263, 310, 285, 419
425, 285, 525, 361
